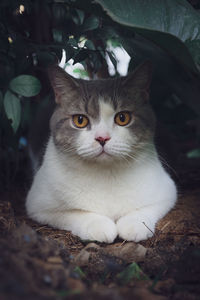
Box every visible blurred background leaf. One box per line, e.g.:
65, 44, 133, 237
96, 0, 200, 72
3, 90, 21, 133
0, 0, 200, 189
9, 75, 41, 97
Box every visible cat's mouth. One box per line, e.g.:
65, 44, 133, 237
96, 149, 111, 158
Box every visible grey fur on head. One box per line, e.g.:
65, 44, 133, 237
48, 61, 155, 155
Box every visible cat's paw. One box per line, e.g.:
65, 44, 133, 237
80, 216, 117, 243
117, 215, 155, 242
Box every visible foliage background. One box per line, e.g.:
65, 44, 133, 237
0, 0, 200, 189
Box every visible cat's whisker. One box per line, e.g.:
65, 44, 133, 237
58, 142, 76, 151
121, 155, 133, 166
78, 150, 100, 158
156, 153, 177, 176
129, 144, 177, 176
110, 146, 132, 153
63, 146, 76, 152
78, 147, 97, 155
62, 147, 77, 155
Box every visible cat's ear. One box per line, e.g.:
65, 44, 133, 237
123, 61, 153, 93
48, 65, 79, 104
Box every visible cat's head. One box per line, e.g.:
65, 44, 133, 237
48, 62, 155, 164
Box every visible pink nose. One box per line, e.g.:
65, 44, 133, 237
95, 136, 110, 147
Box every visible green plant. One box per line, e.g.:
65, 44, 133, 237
0, 0, 200, 188
117, 262, 149, 285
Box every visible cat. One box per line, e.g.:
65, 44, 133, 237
26, 62, 177, 243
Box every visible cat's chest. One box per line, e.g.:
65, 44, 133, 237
45, 142, 161, 219
55, 164, 146, 219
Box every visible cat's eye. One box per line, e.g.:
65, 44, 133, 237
72, 115, 89, 128
114, 111, 131, 126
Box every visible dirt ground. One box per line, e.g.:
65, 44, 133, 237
0, 163, 200, 300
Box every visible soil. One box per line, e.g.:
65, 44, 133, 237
0, 163, 200, 300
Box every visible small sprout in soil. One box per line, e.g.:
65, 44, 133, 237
73, 266, 86, 279
57, 289, 81, 297
117, 262, 149, 285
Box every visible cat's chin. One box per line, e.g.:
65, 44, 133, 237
91, 151, 126, 165
95, 151, 112, 162
80, 150, 115, 164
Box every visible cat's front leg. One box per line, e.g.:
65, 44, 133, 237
116, 202, 175, 242
68, 211, 117, 243
37, 210, 117, 243
116, 213, 154, 242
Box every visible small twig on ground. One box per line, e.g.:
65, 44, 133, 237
160, 221, 171, 232
35, 226, 48, 232
118, 240, 127, 247
142, 222, 154, 235
142, 221, 159, 247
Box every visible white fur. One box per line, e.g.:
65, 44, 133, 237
26, 100, 177, 243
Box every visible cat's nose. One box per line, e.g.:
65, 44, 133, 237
95, 136, 110, 147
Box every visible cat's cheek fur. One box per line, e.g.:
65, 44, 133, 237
75, 129, 101, 158
105, 127, 137, 158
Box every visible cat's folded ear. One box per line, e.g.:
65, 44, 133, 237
48, 65, 79, 104
123, 61, 153, 95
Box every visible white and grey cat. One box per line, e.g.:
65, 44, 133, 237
26, 62, 177, 243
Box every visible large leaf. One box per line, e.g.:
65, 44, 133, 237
4, 90, 21, 132
95, 0, 200, 73
82, 15, 100, 31
0, 90, 3, 113
9, 75, 41, 97
185, 39, 200, 65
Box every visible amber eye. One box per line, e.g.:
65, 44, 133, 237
72, 115, 89, 128
114, 111, 131, 126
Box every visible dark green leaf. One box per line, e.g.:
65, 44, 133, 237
97, 46, 106, 58
187, 148, 200, 158
68, 38, 78, 48
107, 51, 117, 69
89, 51, 102, 73
96, 0, 200, 73
9, 75, 41, 97
73, 68, 89, 78
82, 15, 99, 31
64, 44, 75, 61
185, 39, 200, 65
3, 90, 21, 132
0, 90, 3, 112
36, 52, 57, 68
52, 3, 68, 23
56, 289, 81, 297
96, 0, 200, 40
53, 29, 63, 43
85, 40, 96, 50
73, 266, 86, 279
76, 9, 85, 25
117, 262, 148, 285
73, 49, 89, 64
109, 39, 121, 48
